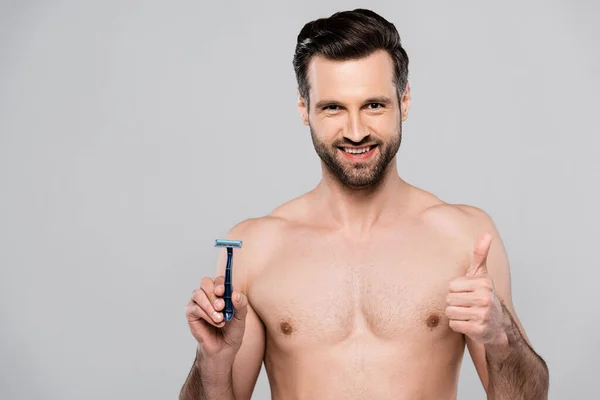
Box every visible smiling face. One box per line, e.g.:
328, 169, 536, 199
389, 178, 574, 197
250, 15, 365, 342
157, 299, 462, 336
298, 50, 411, 188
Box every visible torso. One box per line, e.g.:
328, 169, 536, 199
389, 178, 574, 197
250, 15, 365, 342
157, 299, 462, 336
243, 186, 480, 399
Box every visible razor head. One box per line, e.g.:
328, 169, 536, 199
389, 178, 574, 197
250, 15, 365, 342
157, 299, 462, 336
214, 239, 243, 248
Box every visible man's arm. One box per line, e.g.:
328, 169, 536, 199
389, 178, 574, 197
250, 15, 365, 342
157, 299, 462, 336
180, 219, 267, 400
480, 301, 549, 399
179, 350, 235, 400
179, 304, 265, 400
461, 207, 549, 399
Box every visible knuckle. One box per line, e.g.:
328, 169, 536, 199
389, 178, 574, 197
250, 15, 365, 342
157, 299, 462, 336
479, 309, 489, 321
187, 304, 202, 320
481, 279, 493, 291
191, 289, 204, 302
201, 277, 214, 288
481, 296, 492, 307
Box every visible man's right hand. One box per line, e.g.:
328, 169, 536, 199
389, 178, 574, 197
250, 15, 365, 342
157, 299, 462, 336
186, 276, 249, 360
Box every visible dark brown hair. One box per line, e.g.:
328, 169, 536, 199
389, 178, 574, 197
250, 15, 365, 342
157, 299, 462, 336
292, 8, 409, 106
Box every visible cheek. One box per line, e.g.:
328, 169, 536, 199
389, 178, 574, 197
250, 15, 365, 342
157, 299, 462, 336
311, 118, 344, 140
368, 112, 400, 132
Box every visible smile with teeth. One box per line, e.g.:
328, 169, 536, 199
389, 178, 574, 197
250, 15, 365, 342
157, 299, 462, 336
343, 146, 371, 154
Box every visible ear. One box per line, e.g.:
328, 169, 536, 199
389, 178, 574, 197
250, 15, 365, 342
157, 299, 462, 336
297, 89, 309, 126
400, 82, 411, 122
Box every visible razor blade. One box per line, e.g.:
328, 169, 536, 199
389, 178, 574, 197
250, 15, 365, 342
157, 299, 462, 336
214, 239, 243, 248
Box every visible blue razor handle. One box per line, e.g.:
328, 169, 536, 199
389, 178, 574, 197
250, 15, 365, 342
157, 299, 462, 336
214, 239, 243, 323
223, 247, 234, 322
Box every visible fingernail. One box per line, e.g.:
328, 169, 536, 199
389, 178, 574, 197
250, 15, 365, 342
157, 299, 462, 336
213, 311, 221, 321
236, 292, 241, 303
217, 285, 224, 291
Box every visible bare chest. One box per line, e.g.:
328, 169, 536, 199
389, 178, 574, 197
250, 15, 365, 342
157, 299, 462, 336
248, 231, 470, 346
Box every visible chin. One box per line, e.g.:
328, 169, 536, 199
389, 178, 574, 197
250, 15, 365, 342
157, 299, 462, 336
338, 174, 383, 189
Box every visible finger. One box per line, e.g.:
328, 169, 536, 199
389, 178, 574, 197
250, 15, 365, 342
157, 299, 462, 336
192, 288, 224, 325
213, 297, 225, 312
448, 277, 480, 293
187, 302, 225, 329
447, 291, 493, 308
200, 277, 225, 315
446, 292, 480, 307
200, 277, 218, 304
449, 320, 472, 334
445, 306, 475, 321
214, 275, 225, 297
231, 290, 249, 323
466, 232, 493, 277
449, 319, 486, 338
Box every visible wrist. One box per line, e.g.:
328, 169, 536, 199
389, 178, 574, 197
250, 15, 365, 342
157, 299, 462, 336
195, 347, 235, 385
485, 329, 515, 365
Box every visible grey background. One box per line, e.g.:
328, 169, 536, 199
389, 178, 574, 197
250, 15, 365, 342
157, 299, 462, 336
1, 0, 598, 399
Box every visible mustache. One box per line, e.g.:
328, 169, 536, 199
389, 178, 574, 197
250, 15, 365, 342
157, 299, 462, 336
332, 136, 383, 147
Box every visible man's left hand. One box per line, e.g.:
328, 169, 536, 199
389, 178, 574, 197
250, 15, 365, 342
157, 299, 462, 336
446, 233, 508, 345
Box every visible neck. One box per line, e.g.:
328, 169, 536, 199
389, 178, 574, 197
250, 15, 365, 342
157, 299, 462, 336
314, 160, 410, 234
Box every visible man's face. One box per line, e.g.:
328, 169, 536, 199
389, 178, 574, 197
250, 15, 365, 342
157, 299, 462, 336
298, 50, 411, 188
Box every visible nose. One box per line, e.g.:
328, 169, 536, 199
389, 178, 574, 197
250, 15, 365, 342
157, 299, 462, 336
344, 113, 370, 144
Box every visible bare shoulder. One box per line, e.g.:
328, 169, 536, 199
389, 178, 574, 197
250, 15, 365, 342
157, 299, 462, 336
412, 189, 498, 241
223, 215, 289, 261
424, 202, 494, 228
225, 214, 290, 243
220, 195, 308, 274
225, 192, 310, 238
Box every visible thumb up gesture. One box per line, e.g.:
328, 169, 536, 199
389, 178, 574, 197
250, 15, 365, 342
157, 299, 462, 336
446, 233, 507, 345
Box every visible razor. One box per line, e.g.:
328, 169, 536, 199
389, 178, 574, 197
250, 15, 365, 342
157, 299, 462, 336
214, 239, 243, 322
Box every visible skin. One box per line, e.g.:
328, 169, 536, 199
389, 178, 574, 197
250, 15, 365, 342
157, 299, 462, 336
181, 50, 548, 399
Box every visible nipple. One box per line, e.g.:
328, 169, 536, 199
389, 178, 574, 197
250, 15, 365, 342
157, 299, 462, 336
280, 321, 295, 335
426, 313, 441, 329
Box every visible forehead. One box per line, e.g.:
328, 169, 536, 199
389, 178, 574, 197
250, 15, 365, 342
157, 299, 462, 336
306, 50, 396, 101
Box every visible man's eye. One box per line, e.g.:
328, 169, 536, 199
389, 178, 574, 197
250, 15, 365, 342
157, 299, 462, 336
324, 105, 340, 111
367, 103, 384, 109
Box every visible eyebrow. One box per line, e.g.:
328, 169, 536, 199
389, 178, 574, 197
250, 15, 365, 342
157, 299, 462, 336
314, 96, 393, 109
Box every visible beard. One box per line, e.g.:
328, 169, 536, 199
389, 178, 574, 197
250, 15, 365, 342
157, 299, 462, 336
310, 122, 402, 189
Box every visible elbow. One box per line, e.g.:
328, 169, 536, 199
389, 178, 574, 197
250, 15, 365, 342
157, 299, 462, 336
524, 354, 550, 400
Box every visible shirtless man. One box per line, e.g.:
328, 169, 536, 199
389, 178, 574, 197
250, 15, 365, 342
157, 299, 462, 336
180, 8, 549, 400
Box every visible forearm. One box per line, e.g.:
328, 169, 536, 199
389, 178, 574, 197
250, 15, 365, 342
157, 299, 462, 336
179, 349, 236, 400
485, 303, 549, 400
